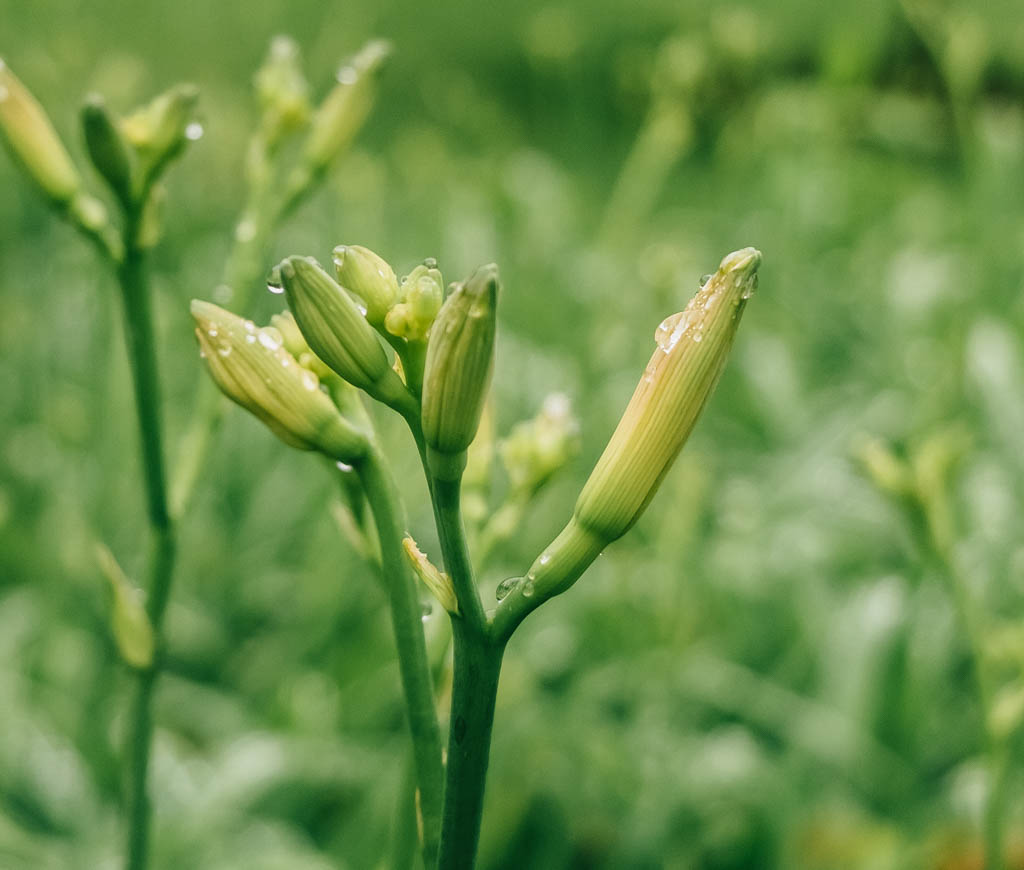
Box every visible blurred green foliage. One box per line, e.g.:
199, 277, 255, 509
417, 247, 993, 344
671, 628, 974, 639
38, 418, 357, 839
3, 0, 1024, 867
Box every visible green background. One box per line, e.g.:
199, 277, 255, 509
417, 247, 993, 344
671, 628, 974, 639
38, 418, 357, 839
3, 0, 1024, 867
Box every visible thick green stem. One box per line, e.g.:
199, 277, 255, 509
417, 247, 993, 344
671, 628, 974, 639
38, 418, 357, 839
117, 210, 177, 870
430, 476, 487, 634
437, 625, 505, 870
356, 448, 445, 869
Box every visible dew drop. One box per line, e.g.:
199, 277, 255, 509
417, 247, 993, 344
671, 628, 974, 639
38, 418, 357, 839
698, 273, 712, 288
245, 334, 256, 344
207, 326, 219, 338
337, 65, 358, 85
423, 257, 438, 268
198, 347, 207, 359
301, 370, 319, 391
521, 579, 535, 598
421, 601, 433, 620
258, 329, 281, 350
235, 219, 256, 242
185, 122, 204, 141
267, 282, 284, 295
335, 461, 354, 472
217, 344, 232, 357
495, 576, 520, 601
538, 552, 552, 566
692, 331, 703, 343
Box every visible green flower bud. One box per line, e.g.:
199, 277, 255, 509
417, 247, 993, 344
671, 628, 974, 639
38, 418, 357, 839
191, 299, 368, 461
402, 536, 459, 615
279, 255, 410, 408
496, 248, 760, 625
332, 244, 400, 326
255, 35, 311, 146
398, 262, 445, 340
270, 309, 331, 379
81, 94, 134, 204
96, 543, 155, 669
499, 393, 580, 497
575, 247, 760, 540
0, 59, 81, 204
302, 39, 390, 173
121, 83, 199, 180
421, 264, 500, 478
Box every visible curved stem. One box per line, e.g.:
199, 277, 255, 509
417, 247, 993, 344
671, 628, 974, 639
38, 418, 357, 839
117, 207, 177, 870
356, 448, 445, 869
437, 624, 505, 870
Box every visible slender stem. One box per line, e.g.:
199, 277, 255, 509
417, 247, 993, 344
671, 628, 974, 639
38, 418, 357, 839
389, 751, 419, 870
116, 207, 177, 870
431, 477, 488, 634
356, 448, 445, 869
437, 624, 505, 870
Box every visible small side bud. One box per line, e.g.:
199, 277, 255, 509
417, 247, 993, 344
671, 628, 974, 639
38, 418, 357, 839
402, 536, 459, 615
191, 299, 368, 461
332, 244, 400, 326
81, 94, 134, 204
302, 39, 390, 173
394, 262, 444, 340
279, 255, 410, 407
500, 393, 580, 497
0, 60, 81, 204
421, 264, 500, 478
96, 544, 155, 669
852, 435, 912, 498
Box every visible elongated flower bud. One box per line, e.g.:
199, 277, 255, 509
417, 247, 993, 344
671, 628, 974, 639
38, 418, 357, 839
255, 35, 310, 146
302, 40, 390, 172
332, 244, 399, 326
279, 255, 410, 408
121, 83, 199, 180
96, 543, 155, 669
0, 60, 81, 204
402, 536, 459, 615
494, 247, 760, 630
191, 299, 368, 461
81, 94, 134, 204
421, 264, 500, 478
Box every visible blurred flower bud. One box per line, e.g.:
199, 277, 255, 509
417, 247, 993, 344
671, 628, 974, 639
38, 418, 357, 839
191, 299, 368, 460
81, 94, 134, 204
0, 59, 82, 204
852, 435, 912, 498
332, 244, 400, 326
421, 264, 500, 478
302, 39, 390, 173
500, 393, 580, 497
96, 543, 155, 669
255, 35, 310, 146
402, 536, 459, 615
121, 83, 199, 180
279, 255, 410, 408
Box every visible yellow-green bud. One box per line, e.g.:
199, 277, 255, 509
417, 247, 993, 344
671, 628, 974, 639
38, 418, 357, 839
191, 299, 368, 461
279, 255, 410, 408
270, 309, 331, 379
255, 35, 310, 146
302, 39, 390, 172
81, 94, 134, 204
332, 244, 400, 326
397, 262, 445, 340
495, 247, 760, 627
121, 83, 199, 179
0, 60, 81, 204
575, 247, 760, 540
852, 435, 912, 498
421, 264, 500, 478
402, 536, 459, 615
96, 543, 155, 669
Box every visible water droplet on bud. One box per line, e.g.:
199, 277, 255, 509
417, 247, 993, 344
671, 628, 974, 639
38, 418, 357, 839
495, 576, 520, 601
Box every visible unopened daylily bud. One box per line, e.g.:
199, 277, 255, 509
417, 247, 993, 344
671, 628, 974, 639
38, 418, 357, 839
421, 264, 500, 478
0, 60, 81, 204
852, 435, 912, 498
279, 256, 410, 408
396, 262, 445, 340
255, 35, 310, 146
332, 244, 399, 326
500, 393, 580, 497
494, 248, 760, 627
121, 83, 199, 180
191, 299, 368, 461
81, 94, 134, 204
96, 544, 155, 669
402, 536, 459, 615
302, 39, 390, 173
